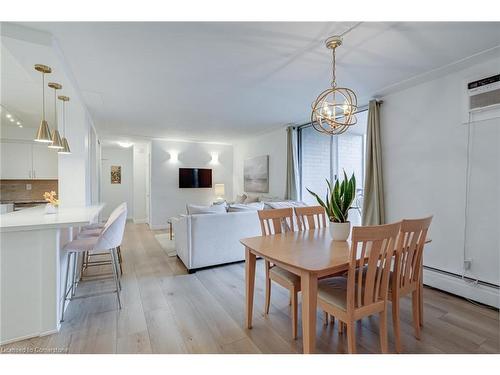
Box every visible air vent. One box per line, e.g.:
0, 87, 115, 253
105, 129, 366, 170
468, 74, 500, 112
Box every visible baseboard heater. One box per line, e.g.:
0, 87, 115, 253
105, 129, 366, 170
423, 265, 500, 308
423, 265, 500, 289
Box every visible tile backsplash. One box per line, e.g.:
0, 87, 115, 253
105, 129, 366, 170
0, 179, 58, 202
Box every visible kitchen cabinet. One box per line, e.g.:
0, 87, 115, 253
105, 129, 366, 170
32, 143, 58, 179
0, 140, 58, 180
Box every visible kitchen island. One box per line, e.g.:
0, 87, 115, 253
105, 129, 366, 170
0, 204, 104, 344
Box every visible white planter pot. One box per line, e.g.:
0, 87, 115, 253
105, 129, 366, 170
45, 203, 57, 215
329, 221, 351, 241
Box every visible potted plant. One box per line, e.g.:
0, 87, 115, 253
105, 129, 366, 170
43, 191, 59, 214
307, 172, 356, 240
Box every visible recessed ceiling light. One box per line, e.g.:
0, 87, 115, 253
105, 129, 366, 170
16, 121, 21, 125
18, 125, 23, 128
9, 118, 14, 122
6, 113, 12, 118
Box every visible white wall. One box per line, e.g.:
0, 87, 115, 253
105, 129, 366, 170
381, 56, 500, 305
100, 146, 134, 219
150, 140, 233, 229
233, 127, 287, 199
133, 141, 150, 223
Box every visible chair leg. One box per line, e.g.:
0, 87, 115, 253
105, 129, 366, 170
330, 315, 335, 324
323, 311, 329, 326
109, 249, 122, 309
60, 252, 72, 322
346, 321, 356, 354
79, 251, 86, 280
264, 260, 271, 314
112, 248, 122, 291
71, 252, 78, 297
117, 246, 123, 275
392, 298, 402, 353
338, 321, 345, 334
412, 290, 421, 340
291, 287, 298, 340
379, 309, 389, 354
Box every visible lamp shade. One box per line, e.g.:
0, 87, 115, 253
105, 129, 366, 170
215, 183, 225, 198
48, 129, 64, 149
58, 137, 71, 154
34, 120, 52, 143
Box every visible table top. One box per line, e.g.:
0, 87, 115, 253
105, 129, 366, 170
241, 228, 353, 273
240, 228, 431, 273
0, 204, 105, 232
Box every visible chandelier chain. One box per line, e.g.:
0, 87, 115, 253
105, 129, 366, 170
331, 48, 336, 88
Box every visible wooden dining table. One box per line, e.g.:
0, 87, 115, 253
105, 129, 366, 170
240, 227, 430, 354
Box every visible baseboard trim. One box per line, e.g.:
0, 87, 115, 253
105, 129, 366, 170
423, 267, 500, 308
149, 224, 168, 230
0, 328, 59, 346
133, 218, 148, 224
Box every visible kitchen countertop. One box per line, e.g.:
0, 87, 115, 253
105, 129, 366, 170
0, 204, 105, 232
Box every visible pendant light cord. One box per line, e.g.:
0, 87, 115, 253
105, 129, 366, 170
53, 88, 58, 129
42, 73, 45, 121
62, 101, 66, 136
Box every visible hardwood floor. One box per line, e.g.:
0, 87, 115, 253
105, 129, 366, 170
2, 223, 499, 354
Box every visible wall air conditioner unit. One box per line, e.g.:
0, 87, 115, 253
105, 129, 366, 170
464, 73, 500, 123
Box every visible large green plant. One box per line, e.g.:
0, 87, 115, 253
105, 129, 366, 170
307, 172, 356, 223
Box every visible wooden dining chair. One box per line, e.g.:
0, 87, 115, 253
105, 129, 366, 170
390, 216, 433, 353
317, 222, 401, 353
294, 205, 327, 231
257, 208, 301, 339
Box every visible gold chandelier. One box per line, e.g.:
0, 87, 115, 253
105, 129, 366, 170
34, 64, 53, 143
311, 36, 357, 135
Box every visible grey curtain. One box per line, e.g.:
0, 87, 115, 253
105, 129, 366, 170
362, 100, 385, 225
285, 126, 299, 200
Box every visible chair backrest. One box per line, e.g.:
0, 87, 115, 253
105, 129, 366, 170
294, 206, 327, 231
257, 208, 294, 236
394, 216, 433, 293
347, 222, 401, 312
104, 202, 127, 229
95, 207, 128, 250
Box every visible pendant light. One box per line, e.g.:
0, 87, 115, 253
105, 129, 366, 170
311, 36, 358, 135
57, 95, 71, 154
48, 82, 63, 149
34, 64, 53, 143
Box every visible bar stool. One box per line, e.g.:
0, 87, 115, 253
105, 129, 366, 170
60, 208, 127, 322
79, 203, 127, 275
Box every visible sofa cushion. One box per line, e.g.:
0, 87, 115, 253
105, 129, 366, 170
227, 202, 264, 212
186, 204, 227, 215
244, 195, 260, 203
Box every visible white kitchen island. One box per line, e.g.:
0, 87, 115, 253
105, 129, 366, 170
0, 204, 104, 345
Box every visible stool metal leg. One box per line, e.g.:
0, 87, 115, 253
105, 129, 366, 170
117, 246, 123, 275
110, 248, 122, 309
113, 247, 122, 290
60, 252, 72, 322
71, 251, 78, 297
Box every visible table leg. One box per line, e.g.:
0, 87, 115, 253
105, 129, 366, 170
301, 271, 318, 354
245, 247, 256, 329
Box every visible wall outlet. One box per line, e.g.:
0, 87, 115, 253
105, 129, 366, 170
26, 184, 32, 191
464, 259, 472, 270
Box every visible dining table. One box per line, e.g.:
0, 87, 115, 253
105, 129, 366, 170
240, 227, 431, 354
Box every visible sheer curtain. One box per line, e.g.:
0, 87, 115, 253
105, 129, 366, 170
285, 126, 299, 200
362, 100, 385, 225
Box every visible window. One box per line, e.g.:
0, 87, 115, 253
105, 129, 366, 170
299, 110, 367, 206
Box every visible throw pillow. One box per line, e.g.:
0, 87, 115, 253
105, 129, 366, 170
227, 202, 265, 212
235, 194, 247, 204
244, 195, 259, 203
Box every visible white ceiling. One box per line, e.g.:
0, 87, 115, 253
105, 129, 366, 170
4, 22, 500, 142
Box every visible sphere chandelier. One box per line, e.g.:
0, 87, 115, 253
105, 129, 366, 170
311, 35, 357, 135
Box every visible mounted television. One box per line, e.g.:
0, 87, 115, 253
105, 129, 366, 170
179, 168, 212, 188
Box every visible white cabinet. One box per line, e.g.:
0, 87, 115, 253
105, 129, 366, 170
0, 140, 58, 180
0, 142, 32, 179
32, 144, 58, 179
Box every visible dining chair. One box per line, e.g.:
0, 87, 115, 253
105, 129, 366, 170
390, 216, 433, 353
257, 208, 300, 339
294, 205, 327, 231
60, 208, 127, 322
294, 205, 336, 326
317, 222, 401, 353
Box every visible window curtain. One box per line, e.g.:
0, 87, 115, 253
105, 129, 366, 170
285, 126, 299, 200
362, 100, 385, 225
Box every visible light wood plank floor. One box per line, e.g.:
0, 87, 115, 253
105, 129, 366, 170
2, 223, 499, 354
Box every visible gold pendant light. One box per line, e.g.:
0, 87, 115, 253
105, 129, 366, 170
48, 82, 64, 149
34, 64, 53, 142
57, 95, 71, 154
311, 36, 357, 135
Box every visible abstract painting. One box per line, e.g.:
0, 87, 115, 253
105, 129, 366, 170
244, 155, 269, 193
111, 165, 121, 184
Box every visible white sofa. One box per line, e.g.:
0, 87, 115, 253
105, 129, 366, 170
172, 211, 261, 272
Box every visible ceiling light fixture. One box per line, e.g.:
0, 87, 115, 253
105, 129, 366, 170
34, 64, 53, 143
6, 113, 12, 118
311, 34, 358, 135
48, 82, 64, 149
57, 95, 71, 154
